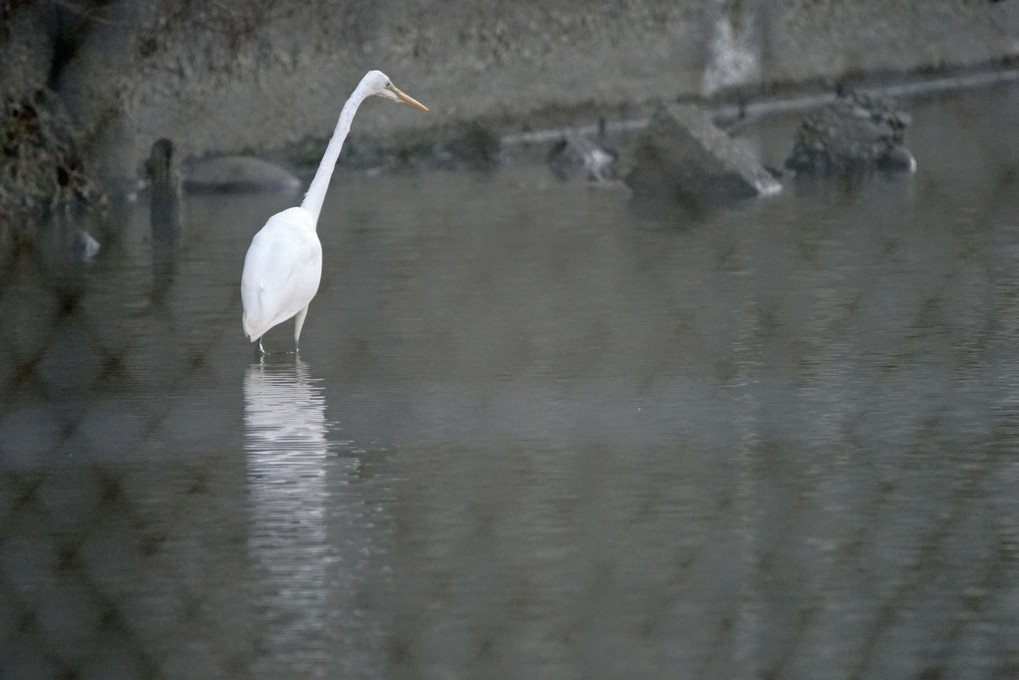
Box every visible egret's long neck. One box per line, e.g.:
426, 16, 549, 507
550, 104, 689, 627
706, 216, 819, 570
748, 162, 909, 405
300, 77, 372, 227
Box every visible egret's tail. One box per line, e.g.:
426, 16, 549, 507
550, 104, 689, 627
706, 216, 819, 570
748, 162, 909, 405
242, 314, 266, 343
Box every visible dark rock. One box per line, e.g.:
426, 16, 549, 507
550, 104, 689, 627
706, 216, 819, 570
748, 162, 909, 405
183, 155, 302, 194
624, 104, 781, 202
784, 91, 916, 174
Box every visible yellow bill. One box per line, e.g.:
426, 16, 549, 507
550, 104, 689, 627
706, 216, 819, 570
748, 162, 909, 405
389, 83, 428, 112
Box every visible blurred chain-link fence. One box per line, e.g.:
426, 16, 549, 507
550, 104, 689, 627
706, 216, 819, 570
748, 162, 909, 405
2, 78, 1019, 679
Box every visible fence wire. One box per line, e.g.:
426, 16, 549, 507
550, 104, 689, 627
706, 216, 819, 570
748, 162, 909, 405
2, 84, 1019, 679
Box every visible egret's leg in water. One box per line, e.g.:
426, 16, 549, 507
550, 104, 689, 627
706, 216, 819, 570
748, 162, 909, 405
294, 306, 309, 354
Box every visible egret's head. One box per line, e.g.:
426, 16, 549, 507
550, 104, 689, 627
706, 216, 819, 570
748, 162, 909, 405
366, 70, 428, 111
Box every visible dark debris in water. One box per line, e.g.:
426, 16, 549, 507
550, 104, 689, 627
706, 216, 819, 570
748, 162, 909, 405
546, 125, 619, 182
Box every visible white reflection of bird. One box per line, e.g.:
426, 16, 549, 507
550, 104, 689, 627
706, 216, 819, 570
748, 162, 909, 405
241, 70, 428, 355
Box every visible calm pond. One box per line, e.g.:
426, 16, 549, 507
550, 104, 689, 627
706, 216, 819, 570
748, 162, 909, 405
1, 79, 1018, 679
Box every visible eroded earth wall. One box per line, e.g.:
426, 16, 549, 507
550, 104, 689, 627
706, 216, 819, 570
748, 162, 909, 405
1, 0, 1016, 176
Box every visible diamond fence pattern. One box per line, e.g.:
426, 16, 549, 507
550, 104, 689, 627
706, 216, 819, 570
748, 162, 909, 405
1, 85, 1019, 679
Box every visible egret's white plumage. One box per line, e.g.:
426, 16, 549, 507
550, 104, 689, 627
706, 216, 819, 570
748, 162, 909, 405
240, 70, 427, 354
241, 207, 321, 342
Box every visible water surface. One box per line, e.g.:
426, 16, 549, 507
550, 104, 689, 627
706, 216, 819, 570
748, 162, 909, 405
1, 82, 1018, 679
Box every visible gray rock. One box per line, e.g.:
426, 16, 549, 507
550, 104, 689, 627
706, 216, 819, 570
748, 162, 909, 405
183, 156, 302, 194
784, 91, 916, 174
624, 104, 781, 202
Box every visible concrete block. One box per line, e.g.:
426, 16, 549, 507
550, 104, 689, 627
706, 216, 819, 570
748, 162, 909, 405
624, 104, 781, 202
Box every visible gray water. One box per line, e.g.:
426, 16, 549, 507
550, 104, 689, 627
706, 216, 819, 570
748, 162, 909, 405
1, 81, 1018, 679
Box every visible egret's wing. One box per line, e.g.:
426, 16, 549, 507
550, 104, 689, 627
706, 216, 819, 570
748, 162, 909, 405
241, 207, 323, 340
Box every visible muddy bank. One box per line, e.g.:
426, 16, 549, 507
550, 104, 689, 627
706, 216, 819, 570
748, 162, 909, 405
0, 89, 107, 224
0, 0, 1016, 183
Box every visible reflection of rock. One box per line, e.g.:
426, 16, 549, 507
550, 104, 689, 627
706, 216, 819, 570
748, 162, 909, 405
547, 126, 618, 182
183, 155, 302, 194
624, 104, 781, 202
784, 91, 916, 174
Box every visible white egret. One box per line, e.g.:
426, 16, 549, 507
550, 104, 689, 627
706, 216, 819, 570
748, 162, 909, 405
241, 70, 427, 355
